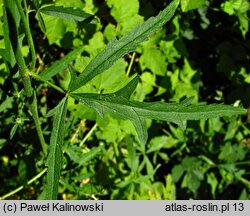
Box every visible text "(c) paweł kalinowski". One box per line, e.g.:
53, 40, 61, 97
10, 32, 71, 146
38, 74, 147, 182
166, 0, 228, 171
20, 203, 104, 212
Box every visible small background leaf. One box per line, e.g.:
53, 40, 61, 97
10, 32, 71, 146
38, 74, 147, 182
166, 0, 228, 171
40, 6, 97, 23
106, 0, 144, 35
181, 0, 206, 12
39, 46, 84, 80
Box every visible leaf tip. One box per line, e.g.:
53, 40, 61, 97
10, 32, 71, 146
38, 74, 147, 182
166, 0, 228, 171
115, 75, 139, 99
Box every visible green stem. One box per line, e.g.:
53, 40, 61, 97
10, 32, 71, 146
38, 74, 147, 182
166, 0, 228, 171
23, 0, 28, 20
30, 92, 48, 154
15, 0, 36, 70
13, 10, 47, 155
0, 168, 47, 200
233, 161, 250, 165
126, 52, 136, 76
30, 71, 66, 94
79, 123, 98, 147
234, 174, 250, 190
16, 42, 33, 97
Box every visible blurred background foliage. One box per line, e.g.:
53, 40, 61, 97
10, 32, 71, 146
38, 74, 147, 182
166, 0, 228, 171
0, 0, 249, 199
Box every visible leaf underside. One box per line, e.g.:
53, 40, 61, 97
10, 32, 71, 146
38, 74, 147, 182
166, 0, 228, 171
70, 77, 246, 144
45, 97, 68, 200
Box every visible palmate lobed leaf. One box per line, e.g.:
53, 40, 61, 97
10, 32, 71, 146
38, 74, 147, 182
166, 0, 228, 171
39, 6, 97, 23
69, 0, 180, 92
45, 97, 68, 200
70, 76, 246, 144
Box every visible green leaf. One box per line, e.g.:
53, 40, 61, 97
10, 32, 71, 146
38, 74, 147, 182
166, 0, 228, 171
0, 49, 4, 58
232, 0, 244, 10
55, 0, 85, 9
33, 0, 46, 32
104, 24, 116, 41
0, 139, 7, 151
144, 155, 154, 175
219, 142, 247, 163
45, 97, 68, 200
164, 174, 176, 199
2, 0, 19, 69
106, 0, 143, 35
91, 59, 128, 93
147, 136, 177, 153
126, 138, 139, 172
239, 189, 248, 199
238, 13, 249, 38
175, 157, 204, 194
115, 75, 140, 99
70, 76, 246, 144
134, 72, 156, 101
182, 169, 203, 193
10, 124, 19, 140
36, 11, 46, 32
221, 0, 250, 38
68, 65, 77, 91
96, 115, 136, 143
0, 96, 13, 113
40, 13, 66, 45
207, 172, 218, 199
84, 32, 106, 58
64, 145, 103, 165
139, 48, 167, 76
70, 0, 180, 91
172, 164, 185, 182
238, 0, 250, 13
168, 59, 201, 102
39, 46, 84, 81
77, 145, 103, 166
33, 0, 40, 8
181, 0, 206, 12
221, 1, 235, 15
39, 6, 97, 23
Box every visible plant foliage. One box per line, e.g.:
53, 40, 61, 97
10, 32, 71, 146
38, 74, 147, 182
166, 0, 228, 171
71, 76, 245, 144
0, 0, 249, 200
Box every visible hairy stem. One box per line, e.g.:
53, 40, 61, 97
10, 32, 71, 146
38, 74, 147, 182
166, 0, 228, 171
13, 2, 47, 154
16, 43, 33, 97
15, 0, 36, 69
15, 41, 47, 154
30, 92, 48, 154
